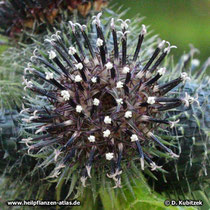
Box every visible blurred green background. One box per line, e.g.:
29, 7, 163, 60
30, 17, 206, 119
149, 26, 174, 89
111, 0, 210, 64
0, 0, 209, 65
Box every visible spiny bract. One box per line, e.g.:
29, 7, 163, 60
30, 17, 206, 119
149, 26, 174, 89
21, 13, 198, 188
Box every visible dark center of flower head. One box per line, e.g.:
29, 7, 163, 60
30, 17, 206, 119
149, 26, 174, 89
22, 12, 195, 188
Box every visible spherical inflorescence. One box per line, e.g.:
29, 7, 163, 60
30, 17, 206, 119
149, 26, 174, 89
22, 13, 196, 188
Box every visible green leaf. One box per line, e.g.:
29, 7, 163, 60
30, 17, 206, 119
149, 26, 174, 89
65, 172, 78, 199
56, 167, 69, 201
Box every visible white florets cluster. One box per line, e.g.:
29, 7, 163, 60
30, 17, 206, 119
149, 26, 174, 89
93, 98, 100, 106
105, 62, 113, 70
116, 81, 124, 89
61, 90, 70, 101
106, 153, 114, 160
88, 135, 95, 143
76, 105, 83, 113
104, 116, 112, 124
157, 67, 166, 76
91, 77, 97, 83
75, 63, 83, 70
103, 129, 111, 137
48, 50, 56, 60
116, 98, 123, 105
68, 47, 76, 55
96, 38, 103, 47
130, 134, 139, 142
45, 72, 54, 80
147, 97, 156, 104
124, 111, 132, 118
122, 66, 130, 74
75, 75, 82, 82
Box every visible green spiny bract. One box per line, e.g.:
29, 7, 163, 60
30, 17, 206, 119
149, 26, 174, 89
20, 12, 198, 192
0, 0, 107, 39
0, 110, 20, 166
149, 47, 210, 201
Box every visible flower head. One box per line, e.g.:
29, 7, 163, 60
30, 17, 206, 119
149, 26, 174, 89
22, 13, 195, 189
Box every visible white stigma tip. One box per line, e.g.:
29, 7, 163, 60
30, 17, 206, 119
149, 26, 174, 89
91, 77, 97, 83
141, 24, 147, 35
111, 18, 115, 29
76, 105, 83, 113
88, 135, 95, 143
104, 116, 112, 124
48, 50, 56, 60
169, 119, 180, 128
122, 66, 130, 74
84, 57, 89, 64
191, 59, 200, 67
93, 98, 100, 106
125, 111, 132, 119
136, 71, 144, 79
141, 115, 149, 121
105, 62, 113, 70
158, 40, 166, 49
164, 41, 177, 53
61, 90, 70, 101
80, 176, 87, 187
103, 129, 111, 138
170, 151, 179, 158
75, 75, 82, 82
75, 63, 83, 70
153, 85, 159, 92
68, 47, 76, 55
182, 92, 199, 107
116, 81, 124, 89
45, 72, 54, 80
145, 71, 152, 79
181, 72, 191, 82
116, 98, 123, 105
140, 158, 144, 170
130, 134, 138, 142
96, 38, 103, 47
182, 54, 189, 62
157, 67, 166, 76
150, 162, 162, 171
106, 153, 114, 160
147, 97, 156, 104
118, 19, 130, 30
92, 12, 102, 26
